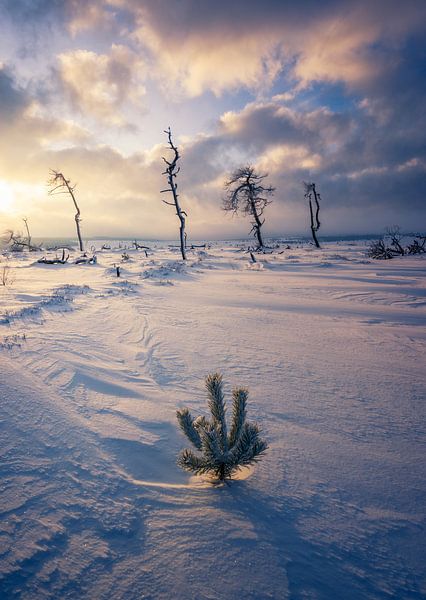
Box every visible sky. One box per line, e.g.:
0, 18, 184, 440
0, 0, 425, 240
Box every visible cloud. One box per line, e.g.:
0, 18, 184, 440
3, 1, 426, 100
219, 102, 353, 161
0, 67, 27, 119
135, 26, 286, 97
67, 1, 115, 36
0, 66, 90, 164
1, 2, 425, 237
57, 44, 146, 126
176, 91, 426, 233
118, 0, 426, 98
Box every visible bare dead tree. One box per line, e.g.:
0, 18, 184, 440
48, 170, 84, 252
161, 127, 187, 260
223, 165, 274, 250
385, 225, 405, 256
133, 240, 151, 250
3, 229, 42, 252
407, 235, 426, 254
303, 182, 321, 248
37, 249, 69, 264
367, 228, 425, 259
74, 254, 97, 264
22, 217, 31, 249
367, 238, 394, 259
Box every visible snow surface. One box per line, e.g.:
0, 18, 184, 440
0, 240, 425, 599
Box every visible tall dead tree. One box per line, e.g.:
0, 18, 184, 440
23, 217, 31, 249
48, 170, 84, 252
161, 127, 187, 260
223, 165, 274, 250
303, 182, 321, 248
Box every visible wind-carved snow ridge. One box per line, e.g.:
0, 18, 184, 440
0, 284, 90, 325
0, 357, 144, 599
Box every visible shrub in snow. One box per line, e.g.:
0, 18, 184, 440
176, 373, 268, 481
367, 239, 394, 259
407, 236, 426, 255
367, 230, 426, 259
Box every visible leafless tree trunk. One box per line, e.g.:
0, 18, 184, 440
250, 197, 265, 249
23, 217, 31, 249
48, 170, 84, 252
223, 166, 274, 251
37, 249, 69, 264
133, 240, 150, 250
161, 128, 187, 260
304, 182, 321, 248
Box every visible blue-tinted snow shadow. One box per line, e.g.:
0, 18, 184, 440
101, 421, 188, 485
209, 480, 424, 600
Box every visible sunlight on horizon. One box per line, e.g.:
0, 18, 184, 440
0, 1, 424, 236
0, 180, 14, 214
0, 180, 47, 218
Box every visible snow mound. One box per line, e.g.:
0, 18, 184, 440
0, 284, 90, 324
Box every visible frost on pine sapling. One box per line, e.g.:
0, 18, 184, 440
176, 373, 268, 481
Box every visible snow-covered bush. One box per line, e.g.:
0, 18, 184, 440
367, 239, 394, 259
176, 373, 268, 481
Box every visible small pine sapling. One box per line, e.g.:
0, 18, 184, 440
176, 373, 268, 481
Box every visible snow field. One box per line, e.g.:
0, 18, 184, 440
0, 240, 425, 599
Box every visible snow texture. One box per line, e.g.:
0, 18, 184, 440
0, 240, 425, 599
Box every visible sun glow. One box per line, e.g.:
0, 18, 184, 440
0, 180, 15, 213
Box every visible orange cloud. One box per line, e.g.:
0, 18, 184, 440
58, 45, 146, 125
133, 23, 285, 97
124, 0, 426, 97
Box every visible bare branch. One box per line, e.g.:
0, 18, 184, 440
304, 182, 322, 248
223, 165, 274, 249
161, 128, 187, 259
48, 170, 84, 251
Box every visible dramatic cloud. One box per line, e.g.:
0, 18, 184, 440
57, 45, 146, 126
0, 0, 425, 238
123, 0, 426, 96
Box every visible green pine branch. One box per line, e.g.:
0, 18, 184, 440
176, 373, 268, 481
